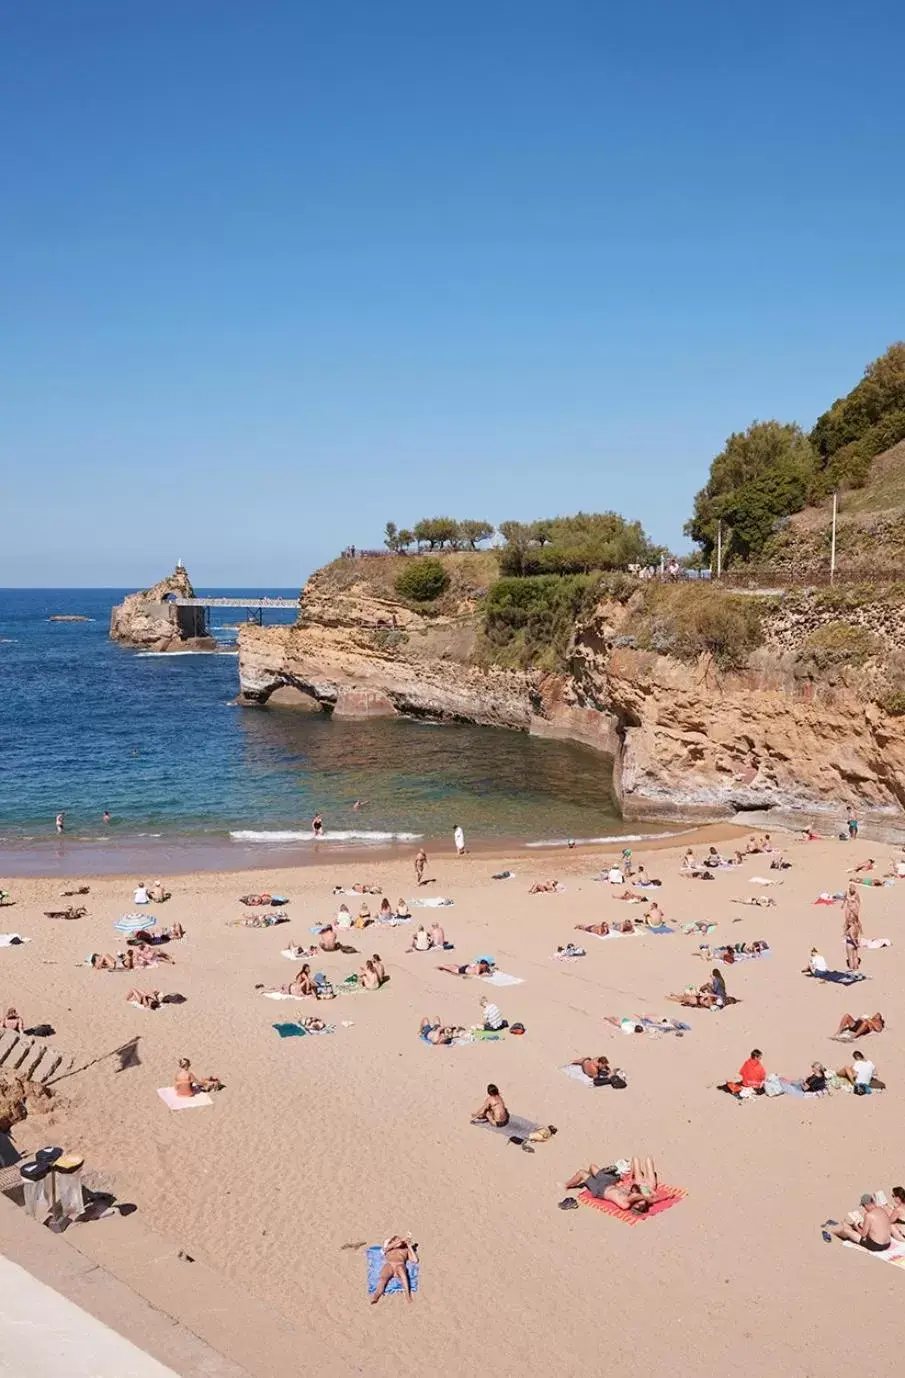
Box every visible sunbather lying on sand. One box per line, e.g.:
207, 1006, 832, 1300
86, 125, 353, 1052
565, 1157, 659, 1212
555, 943, 585, 958
797, 1061, 828, 1093
831, 1194, 903, 1251
732, 896, 777, 908
370, 1236, 418, 1305
175, 1058, 222, 1097
234, 913, 289, 928
128, 924, 185, 944
60, 886, 90, 897
668, 973, 731, 1008
1, 1007, 24, 1032
89, 952, 118, 970
437, 960, 494, 977
471, 1082, 509, 1126
125, 988, 161, 1009
266, 965, 316, 997
576, 921, 610, 936
419, 1015, 463, 1045
709, 940, 770, 962
44, 906, 87, 920
848, 858, 876, 874
572, 1055, 611, 1080
133, 943, 174, 967
833, 1012, 885, 1040
613, 889, 642, 902
680, 868, 714, 881
332, 882, 381, 895
529, 880, 563, 893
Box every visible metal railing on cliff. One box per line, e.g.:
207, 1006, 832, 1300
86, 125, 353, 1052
714, 566, 905, 589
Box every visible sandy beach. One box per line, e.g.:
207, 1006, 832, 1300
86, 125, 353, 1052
2, 830, 904, 1377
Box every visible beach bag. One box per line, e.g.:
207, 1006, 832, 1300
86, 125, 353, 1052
763, 1073, 783, 1097
609, 1075, 627, 1090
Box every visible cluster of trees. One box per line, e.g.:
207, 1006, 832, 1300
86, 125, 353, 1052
686, 343, 905, 565
497, 511, 661, 576
384, 518, 494, 552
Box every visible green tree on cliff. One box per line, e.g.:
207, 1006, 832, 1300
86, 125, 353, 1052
685, 420, 816, 564
498, 511, 656, 575
456, 519, 495, 548
809, 342, 905, 495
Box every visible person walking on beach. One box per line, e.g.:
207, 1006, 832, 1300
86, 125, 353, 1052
846, 806, 859, 840
414, 848, 427, 885
454, 824, 466, 856
55, 811, 65, 833
843, 885, 862, 972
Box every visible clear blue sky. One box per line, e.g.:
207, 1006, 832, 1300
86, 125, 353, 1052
2, 0, 903, 587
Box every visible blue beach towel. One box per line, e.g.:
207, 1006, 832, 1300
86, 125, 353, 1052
366, 1246, 419, 1296
646, 924, 675, 935
810, 970, 866, 986
273, 1022, 306, 1038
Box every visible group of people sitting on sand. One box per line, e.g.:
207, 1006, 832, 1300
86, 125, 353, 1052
407, 922, 447, 951
830, 1189, 905, 1252
132, 880, 171, 905
669, 967, 731, 1008
718, 1044, 883, 1098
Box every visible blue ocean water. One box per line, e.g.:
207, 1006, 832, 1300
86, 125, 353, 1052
0, 589, 654, 868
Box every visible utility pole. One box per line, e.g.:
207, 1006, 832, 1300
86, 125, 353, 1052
830, 491, 837, 585
716, 520, 722, 580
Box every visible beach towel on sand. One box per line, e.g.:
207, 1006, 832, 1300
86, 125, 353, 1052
808, 970, 867, 986
578, 1183, 686, 1225
366, 1246, 419, 1295
482, 972, 523, 987
263, 991, 308, 1001
0, 934, 29, 947
410, 897, 454, 908
843, 1239, 905, 1270
561, 1064, 594, 1087
157, 1087, 213, 1111
272, 1021, 335, 1038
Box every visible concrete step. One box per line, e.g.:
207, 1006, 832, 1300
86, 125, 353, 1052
0, 1032, 20, 1067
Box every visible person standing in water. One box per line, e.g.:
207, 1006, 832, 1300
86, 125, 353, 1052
103, 809, 111, 825
414, 848, 427, 885
312, 813, 324, 837
454, 825, 466, 856
55, 812, 65, 834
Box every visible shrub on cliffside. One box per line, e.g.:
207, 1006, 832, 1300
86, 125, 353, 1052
632, 585, 765, 669
394, 557, 450, 602
498, 512, 659, 576
481, 573, 601, 670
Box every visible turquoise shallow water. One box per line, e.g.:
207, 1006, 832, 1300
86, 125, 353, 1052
0, 589, 665, 872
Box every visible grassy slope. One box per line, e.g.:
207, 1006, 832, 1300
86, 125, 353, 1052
762, 439, 905, 570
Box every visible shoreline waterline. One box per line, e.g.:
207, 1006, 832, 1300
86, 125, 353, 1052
0, 821, 751, 878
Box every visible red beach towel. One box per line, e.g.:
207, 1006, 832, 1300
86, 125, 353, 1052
578, 1183, 687, 1225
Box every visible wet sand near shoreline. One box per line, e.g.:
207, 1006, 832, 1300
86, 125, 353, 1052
0, 821, 749, 878
3, 832, 903, 1378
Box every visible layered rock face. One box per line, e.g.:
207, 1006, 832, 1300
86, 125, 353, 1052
110, 567, 216, 652
237, 560, 905, 832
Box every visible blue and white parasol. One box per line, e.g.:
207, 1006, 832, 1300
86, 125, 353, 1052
114, 913, 157, 934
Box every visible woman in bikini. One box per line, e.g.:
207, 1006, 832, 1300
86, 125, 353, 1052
174, 1058, 222, 1097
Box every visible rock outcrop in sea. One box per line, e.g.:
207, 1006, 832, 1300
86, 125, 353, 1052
110, 566, 216, 652
236, 558, 905, 833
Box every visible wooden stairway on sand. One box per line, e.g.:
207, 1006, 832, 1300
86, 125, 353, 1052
0, 1029, 78, 1085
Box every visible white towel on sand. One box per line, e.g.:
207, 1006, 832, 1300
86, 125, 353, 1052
157, 1087, 213, 1111
0, 934, 28, 947
410, 897, 454, 908
561, 1064, 594, 1087
482, 972, 523, 987
263, 991, 306, 1001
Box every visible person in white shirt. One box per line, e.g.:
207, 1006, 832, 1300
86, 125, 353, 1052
480, 995, 505, 1030
336, 904, 352, 930
607, 867, 624, 886
453, 825, 466, 855
133, 883, 149, 905
837, 1048, 876, 1089
805, 948, 828, 975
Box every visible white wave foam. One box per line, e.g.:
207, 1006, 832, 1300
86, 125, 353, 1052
524, 830, 684, 848
135, 650, 238, 657
229, 829, 423, 844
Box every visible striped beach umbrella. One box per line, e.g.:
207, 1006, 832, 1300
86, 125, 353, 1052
114, 913, 157, 934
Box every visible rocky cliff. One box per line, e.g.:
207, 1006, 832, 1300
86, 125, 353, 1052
237, 557, 905, 833
110, 566, 216, 652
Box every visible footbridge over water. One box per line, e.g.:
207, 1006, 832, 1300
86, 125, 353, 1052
170, 596, 300, 628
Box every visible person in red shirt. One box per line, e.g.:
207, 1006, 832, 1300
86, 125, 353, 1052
738, 1049, 766, 1088
719, 1048, 766, 1096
